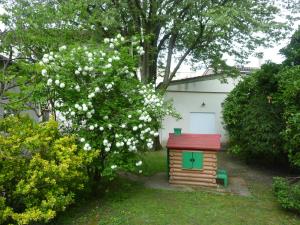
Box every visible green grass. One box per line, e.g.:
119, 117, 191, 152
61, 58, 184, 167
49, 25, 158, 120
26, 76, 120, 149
140, 150, 167, 176
50, 151, 300, 225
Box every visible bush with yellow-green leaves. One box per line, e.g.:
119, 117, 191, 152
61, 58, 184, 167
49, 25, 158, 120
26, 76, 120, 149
0, 116, 98, 225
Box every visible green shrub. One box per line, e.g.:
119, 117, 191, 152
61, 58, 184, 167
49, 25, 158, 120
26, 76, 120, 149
273, 177, 300, 212
34, 41, 178, 180
223, 63, 285, 163
0, 116, 98, 225
277, 66, 300, 167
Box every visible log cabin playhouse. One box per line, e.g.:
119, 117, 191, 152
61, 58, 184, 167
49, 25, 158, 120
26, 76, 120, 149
167, 133, 221, 187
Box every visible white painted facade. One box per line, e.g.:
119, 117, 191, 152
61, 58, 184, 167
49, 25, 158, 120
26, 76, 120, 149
159, 74, 243, 146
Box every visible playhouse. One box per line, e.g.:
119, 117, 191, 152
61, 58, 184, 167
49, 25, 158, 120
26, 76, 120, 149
167, 132, 222, 187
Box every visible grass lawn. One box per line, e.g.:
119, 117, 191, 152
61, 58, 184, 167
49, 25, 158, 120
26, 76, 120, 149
50, 151, 300, 225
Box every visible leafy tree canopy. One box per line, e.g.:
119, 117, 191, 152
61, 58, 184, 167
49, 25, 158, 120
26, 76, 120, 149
1, 0, 299, 89
281, 26, 300, 66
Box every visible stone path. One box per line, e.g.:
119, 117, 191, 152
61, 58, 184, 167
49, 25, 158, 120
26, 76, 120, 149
120, 171, 251, 196
227, 177, 251, 196
120, 151, 290, 197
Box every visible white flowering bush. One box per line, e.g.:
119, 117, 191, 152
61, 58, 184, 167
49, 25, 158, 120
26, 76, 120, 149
38, 35, 177, 179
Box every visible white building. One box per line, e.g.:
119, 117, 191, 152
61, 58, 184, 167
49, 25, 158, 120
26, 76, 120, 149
159, 68, 255, 147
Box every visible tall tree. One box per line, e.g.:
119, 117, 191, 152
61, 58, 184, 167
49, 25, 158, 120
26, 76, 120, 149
1, 1, 299, 85
0, 0, 299, 112
281, 26, 300, 66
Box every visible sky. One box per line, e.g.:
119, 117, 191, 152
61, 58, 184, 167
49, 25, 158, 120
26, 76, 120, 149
0, 5, 300, 77
177, 17, 300, 76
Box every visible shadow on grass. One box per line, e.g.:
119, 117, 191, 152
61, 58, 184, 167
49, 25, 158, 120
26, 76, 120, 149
49, 151, 300, 225
49, 177, 143, 225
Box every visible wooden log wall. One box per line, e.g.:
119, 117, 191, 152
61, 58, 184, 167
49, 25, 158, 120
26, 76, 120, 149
169, 149, 217, 187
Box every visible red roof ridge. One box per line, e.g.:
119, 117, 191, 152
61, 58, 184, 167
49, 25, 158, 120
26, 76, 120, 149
166, 133, 221, 151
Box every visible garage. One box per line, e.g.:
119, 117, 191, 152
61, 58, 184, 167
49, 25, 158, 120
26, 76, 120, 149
189, 112, 216, 134
159, 71, 249, 146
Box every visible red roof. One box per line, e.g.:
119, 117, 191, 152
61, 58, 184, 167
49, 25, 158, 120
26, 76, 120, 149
166, 133, 221, 151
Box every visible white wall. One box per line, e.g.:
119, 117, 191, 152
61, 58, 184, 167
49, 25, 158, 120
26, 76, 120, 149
0, 87, 40, 121
160, 76, 241, 146
167, 77, 240, 92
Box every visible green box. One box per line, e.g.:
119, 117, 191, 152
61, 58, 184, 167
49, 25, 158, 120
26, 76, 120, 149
174, 128, 182, 135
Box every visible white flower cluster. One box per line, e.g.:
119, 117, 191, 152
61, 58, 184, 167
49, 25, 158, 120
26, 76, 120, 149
54, 99, 64, 108
59, 45, 67, 52
105, 82, 114, 91
74, 103, 87, 111
57, 80, 65, 88
75, 85, 80, 92
88, 123, 98, 130
83, 143, 91, 151
104, 34, 125, 46
86, 109, 95, 119
136, 46, 145, 55
146, 138, 154, 149
135, 160, 142, 166
125, 137, 139, 151
139, 129, 155, 149
139, 111, 152, 122
42, 69, 47, 76
139, 85, 163, 108
103, 139, 112, 152
46, 77, 65, 89
75, 65, 94, 76
41, 51, 56, 64
115, 141, 124, 148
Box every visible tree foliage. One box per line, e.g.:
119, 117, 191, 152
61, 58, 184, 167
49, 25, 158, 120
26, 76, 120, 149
0, 0, 299, 120
281, 26, 300, 66
0, 0, 298, 89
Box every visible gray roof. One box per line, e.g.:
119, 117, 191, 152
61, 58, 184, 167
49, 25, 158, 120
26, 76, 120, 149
158, 67, 258, 88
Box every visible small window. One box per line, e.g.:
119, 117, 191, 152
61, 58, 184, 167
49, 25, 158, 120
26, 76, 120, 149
182, 151, 203, 170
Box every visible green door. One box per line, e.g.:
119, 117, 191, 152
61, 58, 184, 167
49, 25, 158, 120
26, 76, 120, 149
182, 151, 193, 169
182, 151, 203, 170
192, 152, 203, 169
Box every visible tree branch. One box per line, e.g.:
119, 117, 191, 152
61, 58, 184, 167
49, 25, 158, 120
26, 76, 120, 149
157, 31, 171, 51
160, 35, 203, 91
25, 102, 42, 117
163, 32, 178, 83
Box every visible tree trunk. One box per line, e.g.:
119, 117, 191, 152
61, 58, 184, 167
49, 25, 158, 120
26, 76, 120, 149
154, 135, 163, 151
140, 43, 159, 84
